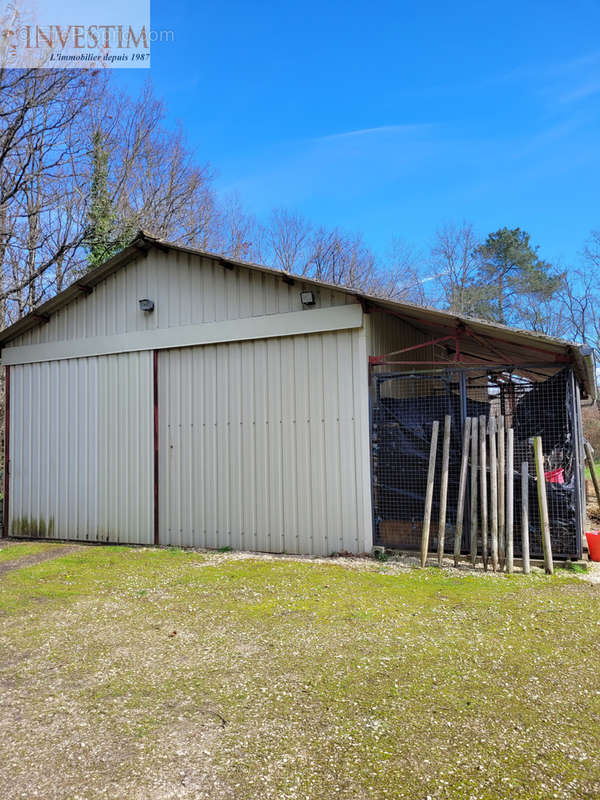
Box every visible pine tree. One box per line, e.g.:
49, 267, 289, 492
470, 228, 563, 327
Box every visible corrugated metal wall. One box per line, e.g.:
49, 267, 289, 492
367, 310, 436, 364
6, 249, 376, 553
9, 352, 153, 543
366, 310, 442, 398
158, 328, 372, 555
6, 249, 354, 348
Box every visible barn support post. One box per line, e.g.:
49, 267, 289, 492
458, 370, 468, 426
457, 369, 469, 557
498, 416, 506, 570
569, 370, 585, 559
479, 415, 488, 570
437, 414, 452, 566
489, 416, 499, 571
3, 364, 9, 538
421, 420, 439, 567
521, 462, 530, 574
534, 436, 554, 574
153, 350, 159, 546
469, 416, 479, 566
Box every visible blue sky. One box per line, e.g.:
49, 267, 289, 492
114, 0, 600, 265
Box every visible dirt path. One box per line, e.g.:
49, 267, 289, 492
0, 545, 84, 577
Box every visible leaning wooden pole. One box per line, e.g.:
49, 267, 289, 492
584, 441, 600, 507
489, 416, 499, 571
498, 415, 506, 570
421, 420, 440, 568
479, 415, 488, 570
521, 461, 530, 575
470, 415, 479, 566
533, 436, 553, 575
437, 415, 452, 567
454, 417, 472, 567
505, 427, 514, 574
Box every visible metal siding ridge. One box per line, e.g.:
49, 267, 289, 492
323, 333, 342, 553
355, 326, 374, 553
8, 353, 153, 544
153, 350, 159, 545
3, 305, 363, 366
3, 365, 9, 536
154, 328, 371, 556
308, 335, 326, 554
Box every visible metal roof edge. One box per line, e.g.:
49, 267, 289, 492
0, 232, 152, 346
576, 345, 597, 403
0, 230, 595, 398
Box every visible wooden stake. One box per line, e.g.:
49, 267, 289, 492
437, 415, 452, 567
454, 417, 472, 567
489, 416, 499, 571
506, 427, 514, 574
533, 436, 553, 575
479, 415, 488, 570
421, 420, 439, 568
498, 415, 506, 570
470, 415, 479, 566
584, 441, 600, 506
521, 461, 530, 575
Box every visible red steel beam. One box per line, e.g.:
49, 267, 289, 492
371, 360, 486, 366
153, 350, 159, 546
465, 326, 572, 361
371, 301, 573, 362
462, 325, 513, 364
370, 319, 571, 367
369, 334, 458, 364
369, 359, 570, 367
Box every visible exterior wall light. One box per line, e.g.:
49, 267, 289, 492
300, 291, 316, 306
139, 298, 155, 312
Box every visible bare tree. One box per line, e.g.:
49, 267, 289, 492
559, 257, 600, 404
376, 237, 426, 304
259, 212, 427, 302
300, 226, 376, 289
83, 82, 221, 256
211, 192, 261, 261
0, 68, 105, 321
430, 221, 481, 313
560, 265, 600, 354
554, 231, 600, 356
0, 72, 231, 322
264, 208, 312, 273
0, 69, 268, 326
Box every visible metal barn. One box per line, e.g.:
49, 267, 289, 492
0, 231, 595, 558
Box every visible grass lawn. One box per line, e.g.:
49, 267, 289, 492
0, 544, 599, 800
0, 540, 63, 562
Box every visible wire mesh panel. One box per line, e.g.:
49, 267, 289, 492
371, 367, 582, 559
371, 372, 477, 553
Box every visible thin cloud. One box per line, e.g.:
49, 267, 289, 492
559, 79, 600, 104
501, 49, 600, 84
317, 123, 432, 142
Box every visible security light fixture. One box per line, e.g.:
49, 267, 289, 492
139, 298, 155, 312
300, 291, 316, 306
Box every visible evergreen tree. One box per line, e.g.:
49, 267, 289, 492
85, 129, 134, 269
470, 227, 563, 327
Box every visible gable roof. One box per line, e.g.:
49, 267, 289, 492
0, 230, 595, 399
